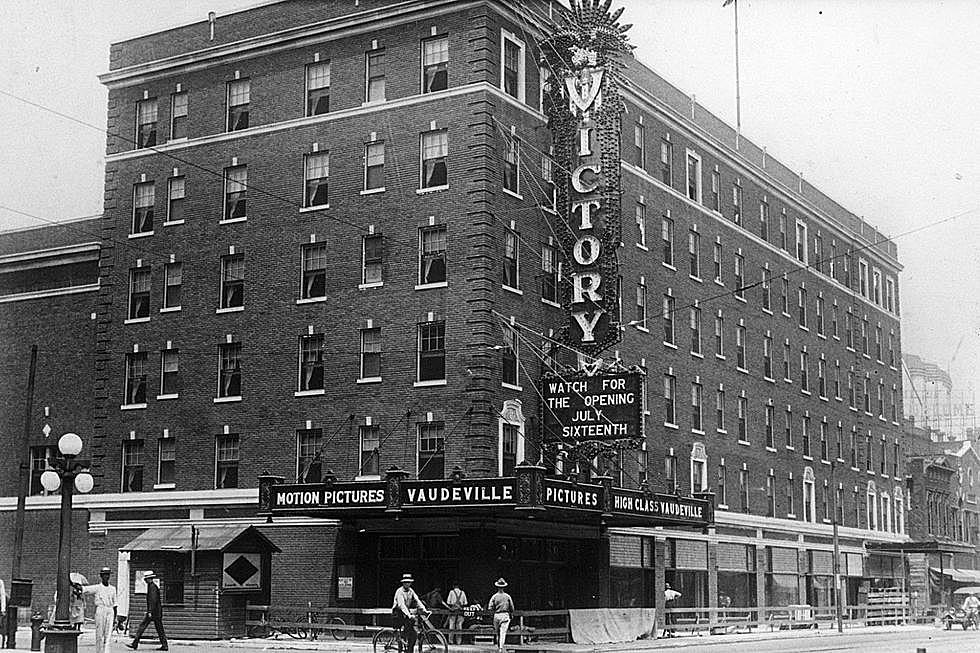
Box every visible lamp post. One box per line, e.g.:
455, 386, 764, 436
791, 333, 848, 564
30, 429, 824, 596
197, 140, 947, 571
39, 433, 94, 653
831, 460, 843, 633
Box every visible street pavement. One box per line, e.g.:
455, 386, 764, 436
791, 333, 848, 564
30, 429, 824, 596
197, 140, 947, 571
5, 623, 980, 652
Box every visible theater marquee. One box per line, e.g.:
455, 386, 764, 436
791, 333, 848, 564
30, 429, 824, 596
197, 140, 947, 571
541, 369, 643, 443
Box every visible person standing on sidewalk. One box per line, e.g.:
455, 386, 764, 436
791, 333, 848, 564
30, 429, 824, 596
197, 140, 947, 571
488, 578, 514, 653
127, 571, 168, 650
445, 581, 468, 645
663, 583, 681, 638
80, 567, 117, 653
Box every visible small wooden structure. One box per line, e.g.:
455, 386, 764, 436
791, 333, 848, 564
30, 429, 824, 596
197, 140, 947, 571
121, 525, 279, 639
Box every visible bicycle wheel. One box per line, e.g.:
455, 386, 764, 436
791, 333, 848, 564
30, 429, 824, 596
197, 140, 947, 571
330, 616, 348, 641
373, 627, 400, 653
417, 629, 448, 653
246, 622, 271, 639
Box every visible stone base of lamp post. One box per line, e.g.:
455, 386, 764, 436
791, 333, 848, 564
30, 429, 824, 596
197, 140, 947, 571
42, 623, 81, 653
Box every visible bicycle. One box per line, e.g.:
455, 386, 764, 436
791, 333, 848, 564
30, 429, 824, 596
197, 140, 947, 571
373, 613, 447, 653
304, 609, 349, 641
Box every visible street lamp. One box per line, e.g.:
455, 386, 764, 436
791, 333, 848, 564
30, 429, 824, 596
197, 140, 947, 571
40, 433, 94, 653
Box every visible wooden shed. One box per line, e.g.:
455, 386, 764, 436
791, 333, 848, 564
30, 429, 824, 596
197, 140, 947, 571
121, 525, 279, 639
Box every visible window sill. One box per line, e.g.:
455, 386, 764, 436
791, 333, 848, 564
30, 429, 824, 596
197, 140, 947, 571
801, 389, 812, 396
415, 281, 448, 291
502, 285, 523, 296
216, 306, 245, 314
124, 317, 150, 325
213, 396, 242, 403
736, 366, 749, 374
356, 377, 382, 385
299, 204, 329, 212
360, 187, 385, 195
218, 217, 247, 225
782, 312, 791, 318
716, 354, 726, 361
803, 455, 814, 461
735, 296, 747, 303
160, 306, 181, 313
502, 382, 523, 391
766, 447, 777, 453
786, 446, 796, 451
120, 403, 147, 411
129, 231, 154, 239
717, 429, 727, 435
821, 459, 832, 466
664, 422, 678, 430
689, 275, 703, 283
635, 325, 649, 333
416, 185, 449, 195
541, 298, 561, 308
413, 379, 446, 388
362, 99, 386, 106
153, 483, 176, 490
784, 379, 793, 384
817, 333, 827, 340
849, 406, 858, 412
851, 467, 860, 472
762, 308, 773, 315
167, 137, 188, 144
294, 389, 326, 397
714, 279, 725, 287
863, 354, 872, 360
763, 376, 775, 383
692, 429, 705, 436
787, 513, 797, 519
355, 475, 381, 482
819, 396, 829, 402
296, 296, 327, 305
662, 263, 676, 271
691, 352, 703, 359
359, 282, 384, 290
636, 243, 649, 252
737, 439, 750, 447
664, 342, 678, 349
502, 188, 523, 200
156, 394, 179, 401
162, 220, 185, 227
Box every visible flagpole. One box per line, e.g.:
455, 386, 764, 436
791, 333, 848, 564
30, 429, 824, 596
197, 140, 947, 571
733, 0, 741, 148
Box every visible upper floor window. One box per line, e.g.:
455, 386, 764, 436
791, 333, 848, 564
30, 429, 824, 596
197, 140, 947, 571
734, 254, 745, 299
419, 225, 447, 285
814, 235, 824, 273
710, 170, 721, 211
362, 234, 383, 285
297, 429, 323, 483
421, 130, 448, 189
542, 244, 558, 303
713, 242, 723, 283
366, 49, 386, 103
858, 259, 870, 297
224, 166, 247, 221
690, 306, 702, 355
688, 229, 700, 278
885, 277, 896, 313
635, 204, 647, 247
298, 334, 325, 392
779, 213, 787, 250
503, 135, 520, 195
360, 327, 382, 380
217, 342, 242, 398
659, 140, 673, 186
686, 151, 701, 202
501, 32, 525, 101
760, 201, 770, 241
304, 152, 330, 207
662, 216, 674, 266
132, 182, 155, 234
158, 438, 176, 486
798, 287, 807, 328
226, 79, 250, 131
663, 295, 675, 345
125, 352, 147, 405
160, 349, 179, 396
167, 176, 185, 224
503, 229, 520, 289
215, 434, 240, 489
732, 183, 742, 225
220, 253, 245, 308
364, 141, 385, 190
301, 243, 327, 299
663, 373, 676, 426
635, 280, 647, 326
418, 422, 445, 480
795, 220, 808, 263
502, 325, 519, 387
422, 36, 449, 93
122, 440, 144, 493
691, 381, 703, 431
136, 99, 158, 148
360, 425, 380, 477
170, 92, 187, 140
633, 123, 646, 168
872, 269, 883, 305
128, 267, 151, 319
306, 61, 331, 116
163, 262, 182, 309
418, 321, 446, 382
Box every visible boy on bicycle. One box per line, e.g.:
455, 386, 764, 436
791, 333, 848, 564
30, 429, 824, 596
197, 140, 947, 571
392, 574, 429, 651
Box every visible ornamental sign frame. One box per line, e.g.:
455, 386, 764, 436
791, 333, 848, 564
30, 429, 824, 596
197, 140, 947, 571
541, 0, 633, 355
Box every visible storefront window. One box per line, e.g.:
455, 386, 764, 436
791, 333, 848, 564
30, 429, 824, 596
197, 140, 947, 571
766, 546, 800, 607
717, 543, 757, 607
666, 539, 708, 608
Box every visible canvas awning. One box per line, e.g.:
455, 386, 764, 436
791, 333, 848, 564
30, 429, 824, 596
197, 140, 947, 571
930, 567, 980, 583
120, 525, 279, 553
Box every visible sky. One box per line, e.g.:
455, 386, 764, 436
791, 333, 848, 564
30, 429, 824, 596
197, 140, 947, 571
1, 0, 978, 400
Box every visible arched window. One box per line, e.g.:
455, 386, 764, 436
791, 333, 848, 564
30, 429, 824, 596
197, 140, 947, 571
866, 481, 878, 531
690, 442, 707, 492
802, 466, 816, 523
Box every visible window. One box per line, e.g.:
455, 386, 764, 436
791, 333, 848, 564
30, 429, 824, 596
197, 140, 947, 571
691, 455, 707, 493
781, 278, 790, 315
366, 49, 386, 102
160, 349, 179, 396
784, 408, 793, 448
298, 334, 325, 392
217, 342, 242, 398
215, 434, 239, 489
220, 253, 244, 308
635, 280, 647, 325
832, 303, 839, 339
125, 352, 147, 405
783, 342, 791, 381
850, 428, 857, 468
760, 201, 770, 241
761, 270, 771, 311
502, 34, 524, 99
710, 170, 721, 211
364, 141, 385, 190
128, 267, 151, 319
765, 404, 775, 448
848, 370, 856, 408
888, 332, 895, 367
363, 234, 383, 285
734, 254, 744, 299
691, 381, 703, 431
803, 475, 815, 522
714, 312, 725, 357
421, 130, 448, 189
304, 152, 329, 207
816, 296, 825, 336
664, 373, 676, 425
418, 225, 448, 285
633, 123, 645, 168
501, 423, 519, 476
688, 229, 700, 278
787, 477, 796, 516
306, 61, 331, 115
779, 213, 787, 250
122, 440, 144, 492
880, 437, 887, 475
297, 429, 323, 483
503, 135, 520, 195
665, 454, 677, 493
503, 229, 519, 288
360, 425, 380, 476
663, 295, 675, 344
662, 216, 674, 266
732, 183, 742, 225
737, 395, 747, 442
360, 327, 382, 379
29, 445, 56, 496
814, 236, 824, 273
300, 243, 326, 299
885, 277, 896, 313
893, 443, 900, 478
158, 438, 175, 486
717, 462, 727, 506
418, 422, 445, 479
875, 326, 883, 361
872, 270, 882, 306
818, 358, 826, 398
133, 182, 155, 234
226, 79, 250, 131
834, 362, 841, 399
863, 376, 871, 413
891, 386, 898, 422
542, 156, 557, 210
800, 349, 809, 391
716, 388, 726, 431
735, 324, 746, 369
877, 381, 885, 418
690, 306, 701, 355
763, 334, 773, 379
845, 310, 854, 348
686, 151, 701, 202
739, 469, 749, 513
224, 165, 247, 220
713, 242, 723, 283
795, 220, 808, 263
766, 474, 776, 517
820, 421, 828, 460
865, 432, 873, 471
862, 318, 870, 355
797, 287, 807, 328
418, 321, 446, 382
542, 244, 558, 303
170, 92, 187, 139
502, 325, 519, 387
167, 176, 184, 223
421, 36, 449, 93
635, 204, 647, 247
660, 140, 673, 185
858, 259, 869, 298
136, 98, 158, 148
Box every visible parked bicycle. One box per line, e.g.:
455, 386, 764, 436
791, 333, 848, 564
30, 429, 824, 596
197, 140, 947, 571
245, 607, 347, 641
373, 613, 447, 653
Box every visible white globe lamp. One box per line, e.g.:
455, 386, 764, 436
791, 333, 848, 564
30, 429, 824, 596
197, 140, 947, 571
74, 472, 95, 494
40, 470, 61, 493
58, 432, 83, 456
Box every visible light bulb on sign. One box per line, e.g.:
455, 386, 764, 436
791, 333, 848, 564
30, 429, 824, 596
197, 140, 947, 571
40, 470, 61, 492
75, 472, 95, 494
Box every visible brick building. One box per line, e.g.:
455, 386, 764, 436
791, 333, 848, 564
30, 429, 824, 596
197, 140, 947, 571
2, 0, 912, 632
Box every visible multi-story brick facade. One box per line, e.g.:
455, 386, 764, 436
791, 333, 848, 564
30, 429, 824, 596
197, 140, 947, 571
1, 0, 914, 633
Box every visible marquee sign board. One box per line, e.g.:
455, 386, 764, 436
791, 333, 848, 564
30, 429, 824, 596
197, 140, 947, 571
541, 369, 643, 443
541, 0, 633, 355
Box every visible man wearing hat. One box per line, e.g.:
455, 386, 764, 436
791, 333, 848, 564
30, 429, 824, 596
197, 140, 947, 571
487, 578, 514, 653
127, 571, 167, 650
81, 567, 118, 653
392, 573, 428, 652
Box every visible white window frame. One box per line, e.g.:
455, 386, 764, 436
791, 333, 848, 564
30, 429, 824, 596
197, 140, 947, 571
157, 437, 175, 487
500, 30, 526, 103
690, 443, 707, 493
497, 399, 526, 476
858, 259, 870, 298
795, 220, 808, 264
685, 149, 702, 203
803, 467, 816, 523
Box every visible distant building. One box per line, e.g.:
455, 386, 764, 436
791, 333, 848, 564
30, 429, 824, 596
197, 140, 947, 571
903, 353, 976, 441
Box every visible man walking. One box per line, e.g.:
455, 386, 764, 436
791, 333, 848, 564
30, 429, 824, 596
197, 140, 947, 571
127, 571, 167, 650
488, 578, 514, 653
81, 567, 118, 653
445, 581, 468, 645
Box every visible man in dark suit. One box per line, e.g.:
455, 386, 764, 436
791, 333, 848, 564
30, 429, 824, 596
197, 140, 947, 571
127, 571, 168, 650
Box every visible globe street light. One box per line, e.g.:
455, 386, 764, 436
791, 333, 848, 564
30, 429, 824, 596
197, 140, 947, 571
41, 433, 94, 653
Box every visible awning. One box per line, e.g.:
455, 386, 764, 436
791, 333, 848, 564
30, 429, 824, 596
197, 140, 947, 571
120, 525, 280, 553
930, 567, 980, 583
